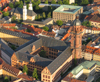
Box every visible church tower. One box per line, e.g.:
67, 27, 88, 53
28, 0, 33, 10
71, 15, 83, 63
23, 2, 27, 20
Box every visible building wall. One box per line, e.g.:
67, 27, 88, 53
43, 46, 58, 59
84, 52, 92, 60
69, 0, 75, 4
14, 13, 21, 19
11, 53, 44, 75
93, 54, 100, 61
3, 69, 18, 80
90, 21, 100, 28
83, 28, 100, 34
53, 7, 83, 23
41, 55, 72, 82
1, 50, 11, 64
73, 70, 83, 79
0, 32, 29, 46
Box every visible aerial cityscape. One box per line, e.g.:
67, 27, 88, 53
0, 0, 100, 82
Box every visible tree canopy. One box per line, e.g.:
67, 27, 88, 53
22, 65, 28, 74
45, 0, 48, 4
26, 28, 31, 32
18, 1, 23, 8
47, 12, 51, 18
51, 0, 56, 4
56, 20, 63, 26
14, 1, 20, 8
43, 26, 49, 31
9, 2, 14, 8
82, 21, 91, 27
58, 0, 63, 4
32, 68, 38, 80
42, 12, 46, 18
63, 0, 69, 4
39, 50, 46, 57
3, 76, 9, 82
3, 11, 9, 17
81, 0, 89, 5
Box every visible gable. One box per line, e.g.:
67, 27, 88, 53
42, 67, 51, 75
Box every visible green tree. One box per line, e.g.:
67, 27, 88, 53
38, 14, 41, 19
37, 0, 41, 4
56, 20, 63, 26
18, 1, 23, 8
81, 0, 89, 5
14, 1, 20, 8
3, 76, 9, 82
3, 11, 9, 17
47, 12, 51, 18
58, 0, 63, 4
27, 4, 29, 9
11, 15, 16, 22
42, 12, 46, 18
45, 0, 48, 4
23, 65, 28, 74
89, 0, 93, 4
63, 0, 69, 4
9, 2, 14, 8
9, 76, 11, 81
82, 21, 91, 27
43, 26, 49, 31
26, 28, 31, 32
32, 68, 38, 80
35, 5, 39, 10
51, 0, 56, 4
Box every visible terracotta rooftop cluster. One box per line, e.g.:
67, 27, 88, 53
62, 73, 86, 82
3, 6, 12, 12
82, 25, 100, 31
85, 46, 100, 55
0, 0, 9, 8
22, 24, 56, 37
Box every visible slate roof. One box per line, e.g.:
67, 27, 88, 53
15, 52, 33, 62
47, 47, 72, 74
14, 7, 23, 15
16, 39, 42, 53
13, 7, 36, 16
23, 18, 53, 25
0, 28, 37, 40
15, 36, 70, 68
89, 14, 100, 22
15, 52, 52, 67
15, 39, 38, 51
0, 38, 14, 57
39, 36, 69, 51
2, 16, 11, 21
27, 9, 37, 16
33, 55, 52, 67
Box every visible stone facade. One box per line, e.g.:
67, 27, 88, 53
53, 5, 83, 23
71, 24, 83, 62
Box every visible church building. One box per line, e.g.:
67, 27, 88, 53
10, 1, 37, 21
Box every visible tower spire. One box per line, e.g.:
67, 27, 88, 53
28, 0, 33, 10
71, 15, 83, 64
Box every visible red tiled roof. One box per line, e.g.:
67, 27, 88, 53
92, 6, 98, 11
0, 23, 16, 27
18, 73, 35, 81
89, 14, 100, 23
84, 15, 93, 20
62, 76, 86, 82
0, 58, 20, 76
3, 6, 12, 12
94, 0, 100, 2
91, 10, 99, 15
